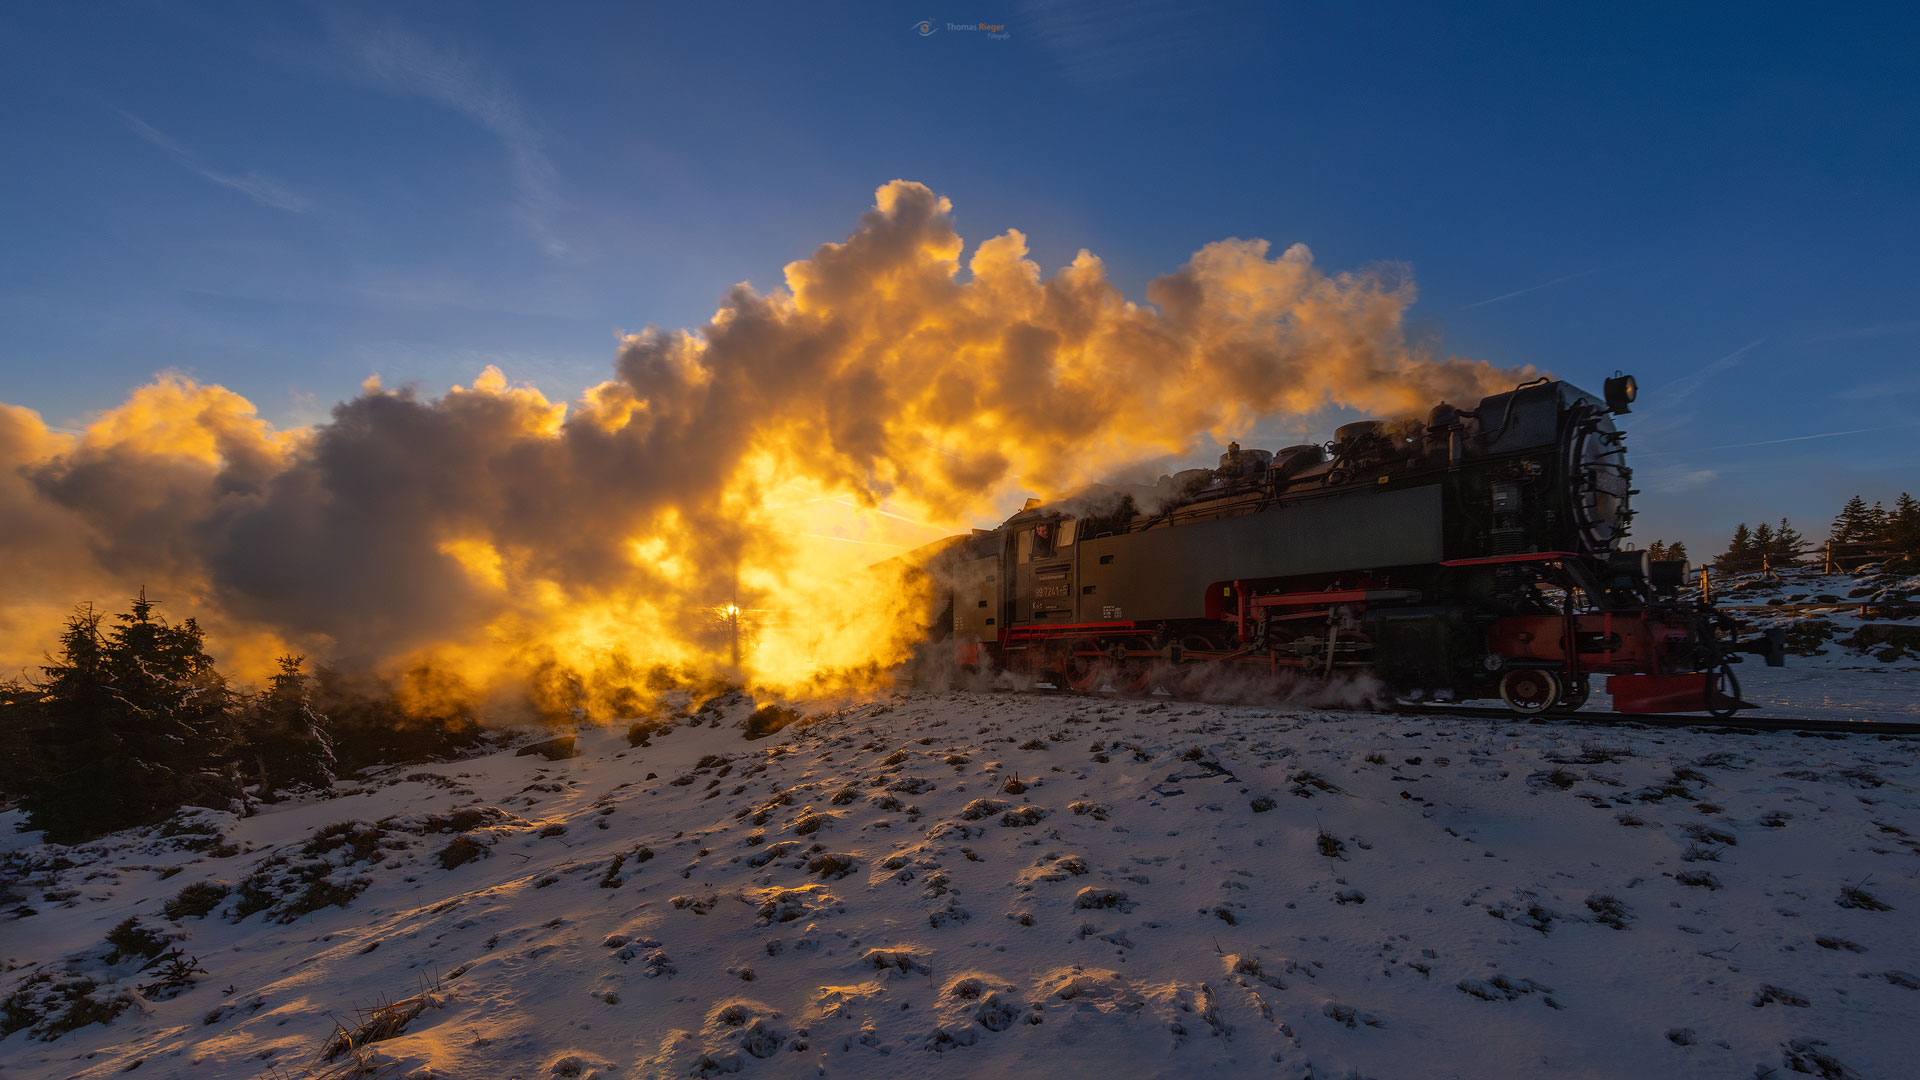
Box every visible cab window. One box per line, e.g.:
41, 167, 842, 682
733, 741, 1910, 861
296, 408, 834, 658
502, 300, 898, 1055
1021, 520, 1075, 562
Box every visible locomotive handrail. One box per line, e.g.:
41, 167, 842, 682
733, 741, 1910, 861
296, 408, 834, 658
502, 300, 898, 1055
1248, 587, 1421, 607
1438, 551, 1579, 567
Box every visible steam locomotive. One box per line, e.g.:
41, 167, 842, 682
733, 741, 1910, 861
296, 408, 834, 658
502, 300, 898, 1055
920, 374, 1783, 715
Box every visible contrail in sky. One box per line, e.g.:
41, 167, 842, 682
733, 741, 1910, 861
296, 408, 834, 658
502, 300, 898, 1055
119, 111, 314, 213
1698, 426, 1895, 451
1636, 423, 1908, 459
1656, 338, 1764, 407
1462, 262, 1626, 309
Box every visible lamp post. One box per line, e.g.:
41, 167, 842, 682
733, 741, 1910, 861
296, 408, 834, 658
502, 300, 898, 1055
725, 603, 740, 671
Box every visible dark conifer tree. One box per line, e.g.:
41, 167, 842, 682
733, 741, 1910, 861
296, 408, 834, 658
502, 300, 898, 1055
105, 593, 237, 816
17, 604, 133, 841
236, 656, 337, 800
15, 595, 235, 843
1643, 538, 1689, 564
1831, 495, 1874, 543
1770, 518, 1807, 565
1714, 523, 1757, 572
0, 679, 34, 797
1889, 493, 1920, 561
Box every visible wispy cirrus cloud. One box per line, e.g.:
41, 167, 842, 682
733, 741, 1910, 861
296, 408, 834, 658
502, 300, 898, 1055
120, 112, 314, 213
1461, 261, 1628, 310
1635, 423, 1907, 460
1021, 0, 1213, 86
1834, 372, 1920, 400
1642, 465, 1718, 493
352, 25, 566, 257
1656, 338, 1764, 408
1804, 320, 1920, 344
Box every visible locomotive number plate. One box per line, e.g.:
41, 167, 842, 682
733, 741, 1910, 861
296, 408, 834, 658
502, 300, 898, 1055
1033, 583, 1071, 600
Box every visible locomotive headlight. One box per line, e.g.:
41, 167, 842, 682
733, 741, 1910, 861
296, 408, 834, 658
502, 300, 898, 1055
1603, 373, 1637, 414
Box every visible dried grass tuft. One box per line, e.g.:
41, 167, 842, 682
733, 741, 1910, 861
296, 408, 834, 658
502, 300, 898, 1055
265, 973, 445, 1079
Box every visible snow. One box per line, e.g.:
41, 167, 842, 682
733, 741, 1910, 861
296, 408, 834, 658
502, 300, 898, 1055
1708, 564, 1920, 723
4, 673, 1918, 1080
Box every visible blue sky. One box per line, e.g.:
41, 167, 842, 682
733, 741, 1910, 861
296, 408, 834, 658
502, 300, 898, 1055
2, 1, 1916, 555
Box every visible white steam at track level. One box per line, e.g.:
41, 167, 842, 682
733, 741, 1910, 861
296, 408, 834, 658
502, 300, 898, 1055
0, 181, 1532, 713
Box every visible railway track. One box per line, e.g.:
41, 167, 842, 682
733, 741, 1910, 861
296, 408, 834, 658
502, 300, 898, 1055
970, 678, 1920, 735
1386, 703, 1920, 736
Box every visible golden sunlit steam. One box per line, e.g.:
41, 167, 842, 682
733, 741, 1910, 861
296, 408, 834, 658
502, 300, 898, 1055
0, 181, 1530, 716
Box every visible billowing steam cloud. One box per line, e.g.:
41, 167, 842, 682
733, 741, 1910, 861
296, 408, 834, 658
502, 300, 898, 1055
1, 181, 1530, 713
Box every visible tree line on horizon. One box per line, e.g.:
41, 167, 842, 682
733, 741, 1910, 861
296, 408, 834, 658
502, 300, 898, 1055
0, 594, 481, 844
1642, 492, 1920, 574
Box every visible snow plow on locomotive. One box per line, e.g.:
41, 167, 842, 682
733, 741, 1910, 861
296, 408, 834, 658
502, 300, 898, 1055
920, 374, 1785, 716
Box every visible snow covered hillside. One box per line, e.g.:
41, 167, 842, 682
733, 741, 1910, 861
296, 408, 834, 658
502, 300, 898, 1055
4, 688, 1917, 1080
1706, 565, 1920, 724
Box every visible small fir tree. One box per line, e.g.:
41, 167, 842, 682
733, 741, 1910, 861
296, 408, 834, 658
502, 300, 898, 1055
1831, 495, 1875, 544
236, 656, 336, 800
1714, 523, 1758, 573
0, 678, 44, 800
1769, 518, 1808, 565
17, 604, 135, 841
1889, 493, 1920, 562
1643, 539, 1691, 565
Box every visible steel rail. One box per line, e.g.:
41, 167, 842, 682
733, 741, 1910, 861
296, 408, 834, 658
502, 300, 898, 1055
968, 681, 1920, 735
1384, 703, 1920, 736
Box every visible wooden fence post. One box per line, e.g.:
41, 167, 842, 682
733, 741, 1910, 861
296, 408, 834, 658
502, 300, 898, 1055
1700, 566, 1713, 606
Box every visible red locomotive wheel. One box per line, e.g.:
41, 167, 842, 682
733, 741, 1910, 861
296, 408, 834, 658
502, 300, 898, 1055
1114, 642, 1166, 697
1498, 669, 1563, 715
1064, 640, 1104, 693
1113, 661, 1152, 697
1549, 674, 1592, 713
